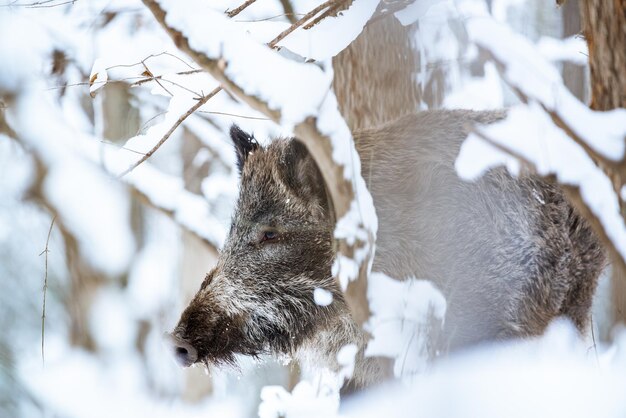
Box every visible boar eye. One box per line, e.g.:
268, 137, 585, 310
260, 230, 278, 243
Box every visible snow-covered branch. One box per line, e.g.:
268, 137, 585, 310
456, 16, 626, 266
467, 17, 626, 164
141, 0, 379, 325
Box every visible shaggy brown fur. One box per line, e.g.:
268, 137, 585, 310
169, 110, 606, 386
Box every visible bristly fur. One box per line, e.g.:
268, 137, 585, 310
173, 110, 606, 388
230, 124, 259, 173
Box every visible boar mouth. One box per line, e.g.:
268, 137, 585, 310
166, 322, 271, 370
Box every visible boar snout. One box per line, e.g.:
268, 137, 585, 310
165, 331, 198, 367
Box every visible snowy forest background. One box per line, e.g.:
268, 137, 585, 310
1, 0, 626, 417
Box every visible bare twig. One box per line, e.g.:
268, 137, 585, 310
268, 0, 335, 48
0, 104, 18, 138
39, 215, 56, 365
278, 0, 297, 24
303, 0, 351, 30
121, 0, 351, 175
45, 69, 201, 92
135, 110, 169, 135
197, 110, 270, 120
1, 0, 76, 8
130, 69, 202, 87
589, 314, 600, 368
142, 62, 174, 97
226, 0, 257, 18
234, 13, 304, 22
26, 0, 75, 8
105, 51, 195, 71
119, 86, 222, 177
100, 139, 148, 155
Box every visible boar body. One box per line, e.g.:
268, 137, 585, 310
171, 110, 605, 386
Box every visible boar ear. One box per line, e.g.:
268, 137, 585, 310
284, 140, 329, 210
230, 125, 259, 173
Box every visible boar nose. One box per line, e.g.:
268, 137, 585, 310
164, 332, 198, 367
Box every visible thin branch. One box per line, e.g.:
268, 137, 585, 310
278, 0, 297, 24
197, 110, 270, 120
1, 0, 76, 7
142, 62, 173, 97
0, 104, 18, 138
226, 0, 257, 18
39, 215, 56, 365
150, 77, 205, 98
303, 0, 351, 30
26, 0, 75, 8
100, 139, 148, 156
268, 0, 335, 48
135, 110, 169, 135
130, 69, 202, 87
120, 0, 352, 175
234, 13, 304, 22
105, 51, 195, 72
589, 314, 600, 368
119, 86, 221, 177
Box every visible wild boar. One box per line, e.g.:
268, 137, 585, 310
168, 110, 605, 387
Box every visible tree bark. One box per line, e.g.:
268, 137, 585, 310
562, 0, 586, 101
333, 14, 420, 131
581, 0, 626, 112
581, 0, 626, 327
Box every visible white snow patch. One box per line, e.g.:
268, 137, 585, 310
331, 254, 360, 291
313, 288, 333, 306
317, 92, 378, 287
537, 35, 589, 65
19, 342, 245, 418
276, 0, 379, 60
10, 91, 135, 276
201, 172, 238, 202
124, 163, 227, 248
443, 61, 504, 110
259, 374, 341, 418
346, 323, 626, 418
394, 0, 442, 26
90, 288, 137, 353
0, 12, 51, 93
43, 159, 134, 275
365, 272, 446, 378
337, 343, 359, 382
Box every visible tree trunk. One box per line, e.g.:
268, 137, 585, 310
333, 14, 420, 131
331, 11, 422, 322
581, 0, 626, 327
581, 0, 626, 111
562, 0, 586, 101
